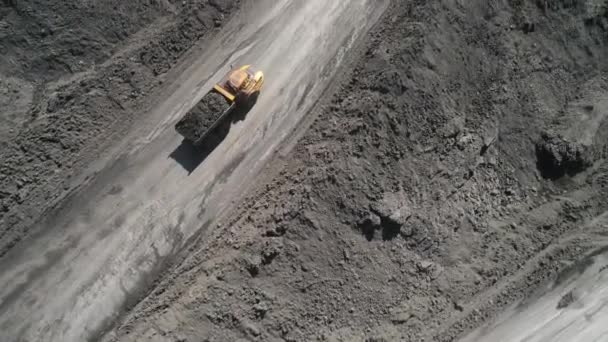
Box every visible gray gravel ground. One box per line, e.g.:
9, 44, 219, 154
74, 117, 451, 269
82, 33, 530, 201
105, 0, 608, 341
1, 0, 608, 341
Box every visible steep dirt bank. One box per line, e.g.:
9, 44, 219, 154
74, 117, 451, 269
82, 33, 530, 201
0, 0, 240, 257
108, 0, 608, 341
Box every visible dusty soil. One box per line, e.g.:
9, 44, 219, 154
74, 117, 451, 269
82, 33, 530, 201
105, 0, 608, 341
175, 90, 231, 144
0, 0, 240, 257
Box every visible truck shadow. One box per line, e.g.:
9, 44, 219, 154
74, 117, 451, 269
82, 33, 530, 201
169, 103, 254, 174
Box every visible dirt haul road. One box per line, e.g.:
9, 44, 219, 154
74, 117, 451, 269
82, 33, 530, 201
0, 1, 388, 341
462, 243, 608, 342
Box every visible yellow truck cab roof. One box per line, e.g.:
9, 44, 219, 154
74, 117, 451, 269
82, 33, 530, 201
228, 70, 248, 89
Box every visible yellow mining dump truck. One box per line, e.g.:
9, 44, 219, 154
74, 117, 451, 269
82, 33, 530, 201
175, 65, 264, 145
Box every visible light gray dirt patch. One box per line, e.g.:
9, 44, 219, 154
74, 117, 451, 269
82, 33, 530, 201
0, 76, 33, 143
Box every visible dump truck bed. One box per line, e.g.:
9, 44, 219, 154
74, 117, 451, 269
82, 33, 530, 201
175, 90, 233, 145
